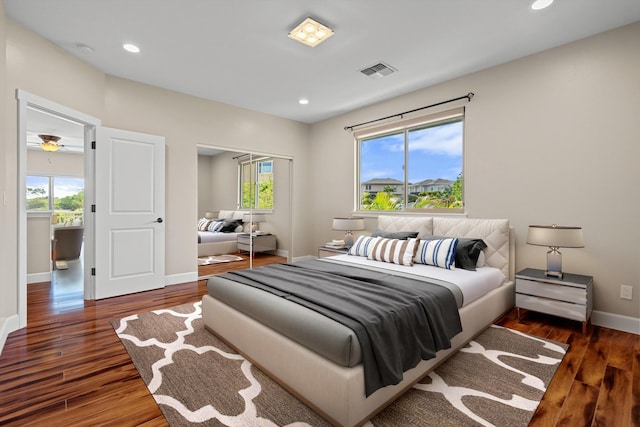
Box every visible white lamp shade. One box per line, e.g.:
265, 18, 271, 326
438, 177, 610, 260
332, 217, 365, 231
527, 225, 584, 248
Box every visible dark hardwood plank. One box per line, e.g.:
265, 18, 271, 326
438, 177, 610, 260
0, 267, 638, 426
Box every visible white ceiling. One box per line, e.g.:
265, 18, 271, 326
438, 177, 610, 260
5, 0, 640, 128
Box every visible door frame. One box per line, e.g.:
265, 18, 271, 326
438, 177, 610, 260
16, 90, 101, 327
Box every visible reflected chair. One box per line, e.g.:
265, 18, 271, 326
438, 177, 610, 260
52, 226, 84, 270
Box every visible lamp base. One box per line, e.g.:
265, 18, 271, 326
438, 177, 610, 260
544, 270, 564, 279
545, 248, 563, 279
344, 231, 354, 248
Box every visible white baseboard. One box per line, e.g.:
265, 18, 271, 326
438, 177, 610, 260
0, 315, 20, 356
165, 271, 198, 286
275, 249, 289, 259
293, 255, 316, 262
27, 272, 51, 284
591, 310, 640, 335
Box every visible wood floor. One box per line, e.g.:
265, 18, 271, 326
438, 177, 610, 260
1, 258, 638, 426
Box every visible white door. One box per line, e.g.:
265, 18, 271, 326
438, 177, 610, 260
94, 127, 165, 299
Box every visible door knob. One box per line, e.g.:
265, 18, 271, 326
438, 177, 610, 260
155, 218, 163, 223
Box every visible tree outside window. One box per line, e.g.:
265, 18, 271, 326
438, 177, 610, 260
26, 175, 84, 223
239, 158, 273, 210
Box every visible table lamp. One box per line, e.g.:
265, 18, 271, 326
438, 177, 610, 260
527, 224, 584, 279
332, 217, 365, 248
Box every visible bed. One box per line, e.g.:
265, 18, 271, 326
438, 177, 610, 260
197, 210, 251, 257
202, 216, 514, 426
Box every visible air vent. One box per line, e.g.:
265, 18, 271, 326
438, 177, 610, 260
360, 62, 397, 79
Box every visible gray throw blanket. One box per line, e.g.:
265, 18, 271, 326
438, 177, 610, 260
220, 259, 462, 396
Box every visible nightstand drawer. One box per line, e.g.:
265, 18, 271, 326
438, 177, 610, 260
318, 247, 349, 258
237, 234, 276, 253
516, 294, 588, 322
516, 278, 587, 305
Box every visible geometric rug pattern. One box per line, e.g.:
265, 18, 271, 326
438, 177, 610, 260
112, 301, 567, 427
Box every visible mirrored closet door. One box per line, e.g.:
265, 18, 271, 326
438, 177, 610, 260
196, 146, 292, 276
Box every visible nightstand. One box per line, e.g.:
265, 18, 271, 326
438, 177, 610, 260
237, 233, 276, 254
515, 267, 593, 335
318, 246, 349, 258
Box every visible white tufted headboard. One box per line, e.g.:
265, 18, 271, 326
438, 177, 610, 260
377, 216, 514, 281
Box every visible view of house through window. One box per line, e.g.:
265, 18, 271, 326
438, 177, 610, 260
239, 157, 274, 210
357, 109, 464, 212
26, 175, 85, 224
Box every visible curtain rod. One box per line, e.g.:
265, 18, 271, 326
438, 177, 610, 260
344, 92, 474, 132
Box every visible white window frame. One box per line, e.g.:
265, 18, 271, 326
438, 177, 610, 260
355, 107, 465, 214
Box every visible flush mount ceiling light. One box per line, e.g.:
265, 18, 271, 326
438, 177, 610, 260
298, 98, 309, 105
123, 43, 140, 53
38, 134, 64, 152
288, 17, 334, 47
531, 0, 553, 10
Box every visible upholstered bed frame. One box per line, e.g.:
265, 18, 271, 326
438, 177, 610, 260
202, 216, 515, 426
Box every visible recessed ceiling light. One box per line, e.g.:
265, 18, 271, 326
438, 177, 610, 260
531, 0, 553, 10
298, 98, 309, 105
288, 17, 334, 47
123, 43, 140, 53
76, 43, 94, 55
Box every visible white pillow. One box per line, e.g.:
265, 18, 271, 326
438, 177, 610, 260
414, 238, 459, 270
367, 237, 419, 266
348, 235, 378, 257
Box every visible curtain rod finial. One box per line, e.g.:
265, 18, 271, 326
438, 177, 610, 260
468, 92, 475, 100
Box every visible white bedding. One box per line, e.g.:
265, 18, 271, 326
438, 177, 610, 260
321, 253, 505, 307
197, 230, 241, 244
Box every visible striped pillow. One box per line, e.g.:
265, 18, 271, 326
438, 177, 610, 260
367, 237, 420, 266
207, 220, 225, 232
348, 235, 378, 257
197, 218, 212, 231
414, 238, 459, 269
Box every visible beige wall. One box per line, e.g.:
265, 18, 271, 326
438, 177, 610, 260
27, 150, 84, 176
197, 155, 215, 217
209, 151, 242, 210
309, 22, 640, 319
26, 216, 51, 275
0, 2, 10, 322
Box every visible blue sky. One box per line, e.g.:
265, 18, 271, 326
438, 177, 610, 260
360, 121, 463, 183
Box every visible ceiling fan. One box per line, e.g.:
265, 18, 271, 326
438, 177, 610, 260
34, 134, 65, 152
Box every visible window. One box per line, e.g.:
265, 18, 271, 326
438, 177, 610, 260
26, 175, 85, 223
239, 157, 274, 210
356, 108, 464, 213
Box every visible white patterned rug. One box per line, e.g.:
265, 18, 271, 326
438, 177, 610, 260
112, 302, 568, 426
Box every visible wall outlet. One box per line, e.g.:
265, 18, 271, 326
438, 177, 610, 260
620, 284, 633, 300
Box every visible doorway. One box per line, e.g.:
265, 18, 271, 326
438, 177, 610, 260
17, 90, 100, 328
26, 107, 85, 306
